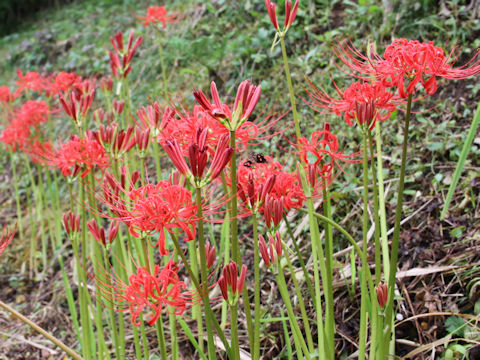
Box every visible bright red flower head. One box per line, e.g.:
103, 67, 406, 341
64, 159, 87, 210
16, 69, 47, 94
109, 31, 143, 78
0, 86, 17, 103
306, 79, 399, 129
218, 262, 247, 305
42, 134, 109, 178
51, 72, 82, 94
98, 176, 198, 256
297, 123, 361, 183
95, 259, 191, 326
138, 6, 180, 27
0, 224, 15, 257
265, 0, 299, 32
16, 100, 50, 128
334, 39, 480, 98
236, 157, 305, 212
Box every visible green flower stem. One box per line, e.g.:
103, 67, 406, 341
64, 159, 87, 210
275, 268, 311, 358
196, 187, 216, 359
368, 130, 382, 285
152, 135, 162, 179
9, 152, 24, 240
306, 196, 327, 358
188, 239, 203, 351
282, 241, 315, 353
169, 233, 233, 359
168, 249, 179, 360
283, 215, 316, 309
229, 130, 255, 352
374, 122, 390, 279
384, 94, 413, 354
252, 213, 261, 360
359, 130, 371, 360
279, 34, 301, 139
322, 185, 335, 357
231, 303, 241, 360
220, 172, 231, 327
0, 300, 83, 360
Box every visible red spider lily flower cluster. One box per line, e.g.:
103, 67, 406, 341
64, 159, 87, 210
99, 175, 198, 256
0, 86, 17, 103
306, 80, 399, 129
136, 102, 171, 136
59, 79, 96, 126
376, 282, 388, 308
218, 262, 247, 305
263, 194, 284, 229
193, 80, 261, 131
0, 224, 16, 257
204, 242, 216, 269
259, 231, 282, 268
41, 134, 109, 178
159, 103, 276, 156
0, 100, 50, 152
237, 172, 276, 213
16, 69, 48, 94
297, 123, 360, 183
87, 219, 119, 246
96, 259, 192, 326
334, 39, 480, 98
109, 31, 144, 78
96, 123, 137, 157
138, 6, 179, 28
265, 0, 299, 33
63, 211, 80, 236
236, 158, 305, 211
163, 127, 233, 187
51, 72, 82, 94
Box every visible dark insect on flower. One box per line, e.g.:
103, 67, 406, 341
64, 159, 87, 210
243, 152, 268, 168
251, 152, 268, 164
243, 159, 254, 168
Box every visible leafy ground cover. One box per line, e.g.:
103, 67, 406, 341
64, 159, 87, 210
0, 0, 479, 359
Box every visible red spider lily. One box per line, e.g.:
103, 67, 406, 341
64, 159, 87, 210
218, 262, 247, 304
235, 157, 305, 212
204, 241, 216, 269
100, 76, 113, 92
306, 79, 400, 129
163, 127, 233, 186
95, 123, 136, 157
334, 39, 480, 98
15, 100, 50, 128
297, 123, 361, 181
237, 172, 276, 213
87, 219, 119, 246
136, 103, 173, 136
259, 231, 282, 267
59, 79, 96, 125
109, 31, 143, 78
97, 175, 198, 256
40, 134, 110, 178
193, 80, 261, 131
265, 0, 299, 33
263, 194, 284, 229
137, 6, 180, 28
0, 224, 16, 257
63, 211, 80, 236
51, 72, 82, 94
15, 69, 47, 94
0, 86, 17, 103
134, 126, 151, 154
94, 259, 192, 326
376, 282, 388, 308
0, 119, 32, 152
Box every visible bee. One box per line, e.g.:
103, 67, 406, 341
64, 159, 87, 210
243, 152, 268, 168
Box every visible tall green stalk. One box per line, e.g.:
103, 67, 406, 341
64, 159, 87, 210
279, 35, 301, 139
252, 214, 261, 360
195, 187, 216, 359
384, 94, 413, 356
